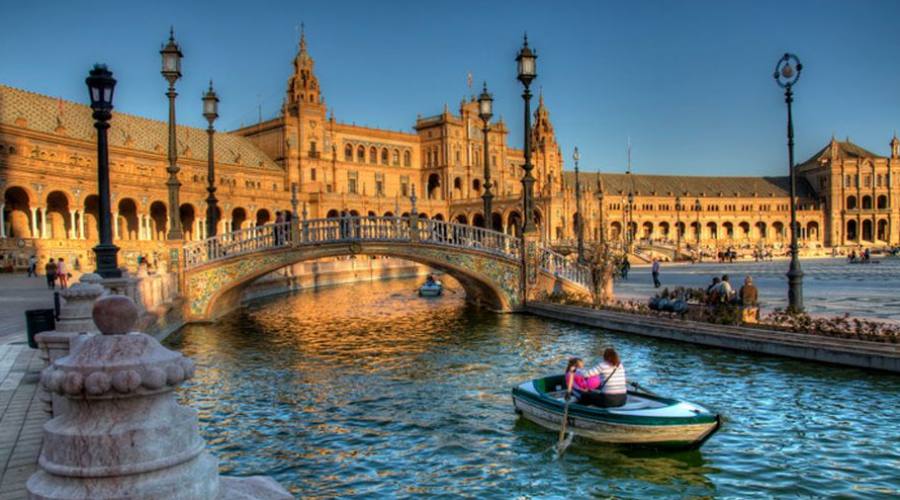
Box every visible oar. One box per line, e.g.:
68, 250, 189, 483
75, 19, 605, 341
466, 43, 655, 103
554, 377, 575, 458
629, 381, 659, 397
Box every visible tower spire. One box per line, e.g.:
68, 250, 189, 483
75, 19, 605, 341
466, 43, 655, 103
299, 22, 306, 53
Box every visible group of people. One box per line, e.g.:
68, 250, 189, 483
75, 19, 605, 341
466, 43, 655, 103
42, 257, 70, 290
705, 274, 758, 306
717, 247, 738, 263
564, 347, 627, 408
847, 248, 872, 263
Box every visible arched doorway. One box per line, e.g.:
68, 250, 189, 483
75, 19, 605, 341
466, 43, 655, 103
327, 209, 340, 218
877, 219, 888, 241
427, 174, 441, 200
862, 219, 873, 241
3, 186, 33, 238
658, 221, 670, 239
756, 221, 767, 240
491, 212, 503, 232
455, 214, 468, 225
846, 196, 857, 210
46, 191, 72, 239
862, 196, 873, 210
117, 198, 139, 241
507, 211, 522, 237
722, 222, 734, 240
471, 213, 486, 228
705, 221, 717, 240
609, 221, 622, 240
846, 219, 858, 241
230, 207, 246, 233
739, 222, 750, 239
179, 204, 197, 239
806, 221, 819, 241
642, 221, 653, 239
150, 201, 167, 240
83, 195, 100, 241
256, 209, 271, 227
773, 222, 785, 241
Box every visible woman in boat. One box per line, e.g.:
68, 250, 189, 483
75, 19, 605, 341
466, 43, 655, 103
574, 348, 627, 408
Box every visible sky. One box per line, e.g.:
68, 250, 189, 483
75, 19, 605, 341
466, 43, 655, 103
2, 0, 899, 176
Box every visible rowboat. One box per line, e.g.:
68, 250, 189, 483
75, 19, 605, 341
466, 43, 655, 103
418, 281, 443, 297
512, 375, 720, 449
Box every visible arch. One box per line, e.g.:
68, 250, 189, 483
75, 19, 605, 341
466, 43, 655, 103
658, 221, 670, 238
432, 213, 445, 221
255, 209, 271, 227
738, 221, 751, 239
453, 177, 463, 199
392, 149, 400, 166
117, 198, 139, 241
641, 221, 653, 239
862, 195, 873, 210
862, 219, 873, 241
179, 204, 197, 239
609, 221, 622, 240
344, 144, 353, 161
507, 211, 522, 237
369, 146, 377, 164
327, 209, 340, 218
755, 221, 767, 239
877, 195, 888, 209
722, 221, 734, 240
491, 212, 503, 232
877, 219, 888, 241
403, 150, 411, 167
705, 221, 717, 240
427, 173, 441, 200
455, 213, 469, 225
846, 219, 858, 241
690, 221, 701, 239
846, 195, 857, 210
533, 208, 543, 227
675, 221, 686, 239
2, 186, 33, 238
356, 145, 365, 163
380, 148, 388, 165
383, 211, 394, 217
82, 195, 100, 241
149, 201, 167, 240
471, 213, 486, 228
367, 211, 377, 217
472, 178, 482, 193
772, 221, 785, 240
806, 221, 820, 241
46, 191, 72, 239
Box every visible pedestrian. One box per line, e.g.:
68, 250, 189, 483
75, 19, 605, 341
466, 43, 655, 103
74, 255, 81, 272
620, 257, 630, 280
45, 258, 58, 290
651, 258, 661, 288
56, 258, 68, 289
274, 211, 284, 245
28, 254, 37, 277
739, 276, 758, 306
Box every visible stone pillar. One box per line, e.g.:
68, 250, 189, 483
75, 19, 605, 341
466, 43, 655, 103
113, 211, 120, 240
79, 210, 86, 240
0, 203, 5, 238
30, 206, 39, 239
69, 210, 77, 240
28, 294, 291, 499
40, 207, 48, 239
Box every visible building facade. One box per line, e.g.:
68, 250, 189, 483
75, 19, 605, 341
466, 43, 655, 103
2, 33, 899, 271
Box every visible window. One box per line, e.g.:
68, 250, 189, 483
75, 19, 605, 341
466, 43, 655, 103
309, 141, 317, 157
381, 148, 389, 165
455, 149, 461, 165
348, 171, 358, 194
375, 173, 384, 196
844, 175, 851, 188
864, 175, 872, 188
344, 144, 353, 161
855, 174, 859, 187
877, 174, 883, 187
403, 150, 411, 167
310, 168, 317, 181
357, 146, 365, 162
392, 149, 400, 166
369, 147, 377, 164
400, 175, 410, 197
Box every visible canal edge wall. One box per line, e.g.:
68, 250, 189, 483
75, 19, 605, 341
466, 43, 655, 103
526, 302, 900, 373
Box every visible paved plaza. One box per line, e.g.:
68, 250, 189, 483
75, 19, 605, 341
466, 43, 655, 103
0, 274, 56, 498
617, 257, 900, 321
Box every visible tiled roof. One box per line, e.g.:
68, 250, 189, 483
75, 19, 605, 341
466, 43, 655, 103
564, 172, 816, 199
0, 84, 282, 172
799, 139, 884, 167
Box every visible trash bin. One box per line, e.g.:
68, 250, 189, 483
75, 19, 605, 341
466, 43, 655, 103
25, 309, 55, 349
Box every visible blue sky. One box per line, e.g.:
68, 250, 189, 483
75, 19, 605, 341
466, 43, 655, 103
2, 0, 898, 176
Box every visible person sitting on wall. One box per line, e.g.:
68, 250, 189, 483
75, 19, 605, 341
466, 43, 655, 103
713, 274, 735, 303
739, 276, 758, 306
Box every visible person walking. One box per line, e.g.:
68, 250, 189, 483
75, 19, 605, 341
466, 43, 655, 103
651, 258, 661, 288
27, 254, 37, 277
44, 258, 58, 290
56, 258, 68, 289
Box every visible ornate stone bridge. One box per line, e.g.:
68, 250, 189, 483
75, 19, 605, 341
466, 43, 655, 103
180, 216, 592, 321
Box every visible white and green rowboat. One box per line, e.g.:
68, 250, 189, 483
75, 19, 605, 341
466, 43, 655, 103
512, 375, 721, 449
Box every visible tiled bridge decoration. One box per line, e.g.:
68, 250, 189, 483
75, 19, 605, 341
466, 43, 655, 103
181, 216, 593, 321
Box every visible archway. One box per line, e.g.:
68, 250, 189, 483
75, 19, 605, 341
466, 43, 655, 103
432, 214, 445, 221
507, 211, 522, 237
675, 221, 685, 239
46, 191, 72, 239
178, 204, 196, 240
846, 196, 857, 210
690, 221, 701, 240
877, 195, 888, 210
3, 186, 33, 238
756, 221, 767, 240
862, 196, 873, 210
722, 222, 734, 240
806, 221, 819, 241
83, 195, 100, 241
453, 177, 463, 199
491, 212, 503, 232
427, 174, 441, 200
658, 221, 670, 239
256, 209, 271, 227
327, 209, 340, 218
877, 219, 888, 241
846, 219, 858, 241
150, 201, 167, 240
772, 222, 785, 241
739, 222, 750, 239
862, 219, 873, 241
455, 214, 468, 225
230, 207, 246, 233
609, 221, 622, 240
705, 221, 717, 240
472, 213, 486, 228
117, 198, 139, 241
641, 221, 653, 239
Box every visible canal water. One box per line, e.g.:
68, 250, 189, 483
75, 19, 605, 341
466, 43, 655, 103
167, 278, 900, 498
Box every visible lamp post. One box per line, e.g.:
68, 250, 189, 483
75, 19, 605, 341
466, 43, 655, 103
161, 28, 184, 240
597, 175, 605, 247
202, 81, 219, 238
478, 82, 494, 230
626, 191, 634, 254
573, 147, 584, 263
516, 34, 537, 234
775, 52, 804, 313
85, 64, 121, 278
675, 195, 682, 261
694, 198, 702, 260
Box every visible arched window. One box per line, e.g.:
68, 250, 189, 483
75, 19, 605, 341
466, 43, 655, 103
344, 144, 353, 161
381, 148, 388, 165
403, 150, 411, 167
392, 149, 400, 166
862, 195, 872, 210
356, 145, 365, 162
846, 196, 857, 210
369, 147, 377, 164
877, 195, 888, 209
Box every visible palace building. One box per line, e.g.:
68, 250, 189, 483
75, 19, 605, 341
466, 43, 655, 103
1, 32, 899, 270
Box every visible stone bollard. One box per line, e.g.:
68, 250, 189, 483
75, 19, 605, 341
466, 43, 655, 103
27, 295, 291, 499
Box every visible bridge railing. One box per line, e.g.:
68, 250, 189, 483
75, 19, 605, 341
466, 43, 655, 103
183, 216, 521, 270
538, 246, 592, 289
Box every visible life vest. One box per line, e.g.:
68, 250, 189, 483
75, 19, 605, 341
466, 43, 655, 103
567, 371, 601, 391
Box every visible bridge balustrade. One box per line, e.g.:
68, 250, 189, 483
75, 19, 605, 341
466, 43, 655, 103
538, 246, 592, 289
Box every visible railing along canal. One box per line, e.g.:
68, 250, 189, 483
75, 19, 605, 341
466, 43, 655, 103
183, 216, 522, 270
538, 246, 592, 289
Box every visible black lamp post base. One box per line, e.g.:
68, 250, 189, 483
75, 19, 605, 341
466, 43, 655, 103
787, 261, 804, 313
93, 243, 122, 278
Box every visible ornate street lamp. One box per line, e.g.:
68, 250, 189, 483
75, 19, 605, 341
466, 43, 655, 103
694, 198, 702, 259
516, 34, 537, 234
596, 174, 605, 246
675, 195, 682, 261
627, 191, 634, 253
478, 82, 494, 230
85, 64, 121, 278
775, 53, 804, 313
202, 81, 219, 238
161, 28, 184, 240
573, 147, 584, 263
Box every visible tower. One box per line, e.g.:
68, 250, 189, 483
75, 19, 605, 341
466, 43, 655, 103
891, 133, 899, 159
531, 91, 562, 195
283, 25, 327, 192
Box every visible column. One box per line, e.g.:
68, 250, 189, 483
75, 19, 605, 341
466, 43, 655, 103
0, 203, 5, 238
193, 218, 200, 241
40, 207, 48, 239
113, 211, 120, 240
69, 210, 77, 239
79, 210, 86, 240
30, 207, 39, 238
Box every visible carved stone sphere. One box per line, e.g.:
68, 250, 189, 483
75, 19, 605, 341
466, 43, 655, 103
92, 295, 138, 335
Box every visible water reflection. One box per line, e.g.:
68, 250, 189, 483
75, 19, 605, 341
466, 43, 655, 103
168, 278, 900, 498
